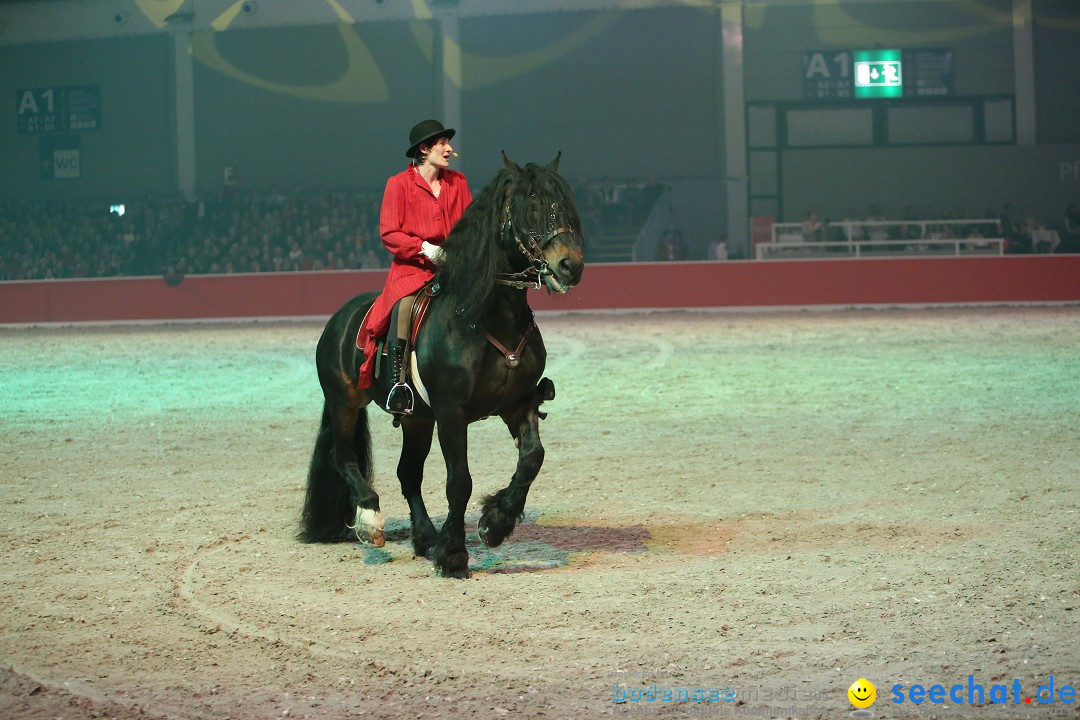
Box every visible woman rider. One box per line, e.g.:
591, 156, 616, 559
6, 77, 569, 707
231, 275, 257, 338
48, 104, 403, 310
356, 119, 472, 413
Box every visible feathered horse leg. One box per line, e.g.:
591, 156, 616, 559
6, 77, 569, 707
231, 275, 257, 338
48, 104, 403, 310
433, 410, 473, 579
299, 294, 384, 545
396, 416, 438, 558
478, 378, 555, 548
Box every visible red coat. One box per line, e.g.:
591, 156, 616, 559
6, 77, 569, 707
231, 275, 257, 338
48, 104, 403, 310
356, 165, 472, 388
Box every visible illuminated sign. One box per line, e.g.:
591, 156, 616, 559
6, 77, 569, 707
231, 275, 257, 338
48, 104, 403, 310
854, 49, 903, 98
803, 49, 951, 100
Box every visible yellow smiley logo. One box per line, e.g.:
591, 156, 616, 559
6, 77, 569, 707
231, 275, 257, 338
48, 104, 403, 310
848, 678, 877, 709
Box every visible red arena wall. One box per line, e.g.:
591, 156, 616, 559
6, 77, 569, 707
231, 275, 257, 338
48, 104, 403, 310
1, 257, 1078, 325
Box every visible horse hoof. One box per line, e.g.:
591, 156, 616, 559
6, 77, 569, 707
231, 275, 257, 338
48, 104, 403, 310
478, 504, 514, 548
478, 522, 503, 548
435, 549, 470, 578
412, 522, 438, 559
348, 507, 385, 547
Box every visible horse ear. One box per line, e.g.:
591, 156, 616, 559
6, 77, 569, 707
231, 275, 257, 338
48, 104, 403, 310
501, 150, 523, 176
547, 151, 562, 172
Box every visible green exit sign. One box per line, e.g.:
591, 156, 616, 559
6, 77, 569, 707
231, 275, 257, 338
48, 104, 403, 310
854, 49, 903, 98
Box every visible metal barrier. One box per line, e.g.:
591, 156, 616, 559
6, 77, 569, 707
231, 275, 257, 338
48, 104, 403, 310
760, 218, 1005, 259
757, 238, 1005, 260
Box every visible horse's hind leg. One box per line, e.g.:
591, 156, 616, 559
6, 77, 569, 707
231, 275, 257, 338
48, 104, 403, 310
300, 396, 382, 544
328, 398, 385, 545
397, 417, 438, 558
478, 401, 545, 548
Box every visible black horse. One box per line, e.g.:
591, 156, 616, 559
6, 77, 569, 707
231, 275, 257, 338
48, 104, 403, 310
298, 152, 585, 578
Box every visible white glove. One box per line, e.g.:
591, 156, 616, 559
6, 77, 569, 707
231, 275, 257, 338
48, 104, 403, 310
420, 241, 445, 265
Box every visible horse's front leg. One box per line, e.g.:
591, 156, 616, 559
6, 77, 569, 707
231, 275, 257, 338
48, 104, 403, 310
397, 416, 438, 559
434, 413, 472, 578
478, 398, 545, 548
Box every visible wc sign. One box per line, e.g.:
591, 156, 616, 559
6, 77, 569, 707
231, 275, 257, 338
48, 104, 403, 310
51, 149, 80, 179
39, 135, 81, 180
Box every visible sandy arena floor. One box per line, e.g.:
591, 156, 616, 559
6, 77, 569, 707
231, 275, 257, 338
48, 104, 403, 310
1, 307, 1078, 719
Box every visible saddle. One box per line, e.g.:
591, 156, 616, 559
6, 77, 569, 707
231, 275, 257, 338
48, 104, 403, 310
369, 280, 544, 422
374, 281, 438, 388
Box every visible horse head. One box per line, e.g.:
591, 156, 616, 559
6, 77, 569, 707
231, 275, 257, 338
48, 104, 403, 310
440, 151, 586, 324
499, 151, 585, 294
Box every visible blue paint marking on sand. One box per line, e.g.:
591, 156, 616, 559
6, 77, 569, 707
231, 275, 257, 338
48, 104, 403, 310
354, 509, 572, 572
467, 539, 569, 573
359, 546, 393, 564
354, 509, 651, 573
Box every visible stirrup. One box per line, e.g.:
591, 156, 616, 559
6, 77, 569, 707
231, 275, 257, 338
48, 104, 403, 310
386, 381, 414, 415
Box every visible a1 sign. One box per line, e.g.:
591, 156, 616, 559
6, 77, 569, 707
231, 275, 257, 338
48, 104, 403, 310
803, 51, 852, 99
17, 85, 101, 134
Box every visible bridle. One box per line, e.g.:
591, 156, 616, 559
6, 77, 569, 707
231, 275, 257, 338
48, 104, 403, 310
495, 188, 577, 293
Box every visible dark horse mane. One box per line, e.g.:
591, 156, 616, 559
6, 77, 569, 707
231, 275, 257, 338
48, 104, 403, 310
436, 155, 578, 325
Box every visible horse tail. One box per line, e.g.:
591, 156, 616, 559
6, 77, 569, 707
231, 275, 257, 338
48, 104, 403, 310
297, 401, 372, 542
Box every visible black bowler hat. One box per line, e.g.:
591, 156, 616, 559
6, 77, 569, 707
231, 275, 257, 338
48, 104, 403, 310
405, 119, 455, 159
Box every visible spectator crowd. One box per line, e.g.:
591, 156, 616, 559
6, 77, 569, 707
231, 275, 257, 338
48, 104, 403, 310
3, 188, 1078, 282
0, 188, 389, 282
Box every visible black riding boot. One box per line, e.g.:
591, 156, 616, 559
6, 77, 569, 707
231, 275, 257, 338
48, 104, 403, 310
385, 341, 414, 415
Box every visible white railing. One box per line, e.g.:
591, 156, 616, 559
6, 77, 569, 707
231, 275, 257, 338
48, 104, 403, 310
760, 218, 1005, 260
771, 218, 1001, 243
756, 237, 1005, 260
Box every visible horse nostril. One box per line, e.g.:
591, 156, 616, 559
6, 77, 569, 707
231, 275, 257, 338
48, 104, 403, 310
559, 256, 582, 283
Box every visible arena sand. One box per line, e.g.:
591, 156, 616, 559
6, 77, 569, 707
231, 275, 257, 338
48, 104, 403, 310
1, 307, 1078, 719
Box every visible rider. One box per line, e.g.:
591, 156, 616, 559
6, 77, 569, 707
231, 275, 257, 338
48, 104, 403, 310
356, 119, 473, 413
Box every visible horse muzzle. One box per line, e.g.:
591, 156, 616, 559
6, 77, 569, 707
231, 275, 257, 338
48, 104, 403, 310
542, 247, 584, 293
